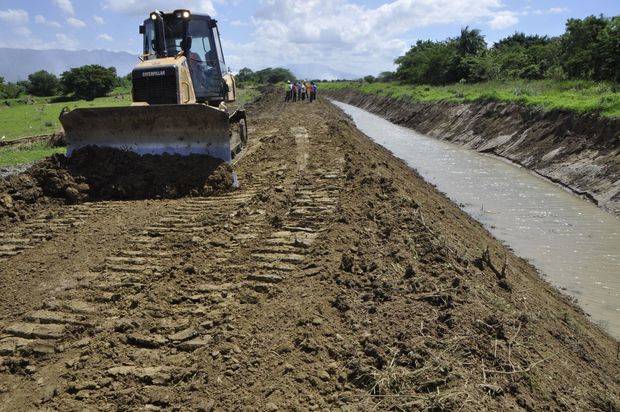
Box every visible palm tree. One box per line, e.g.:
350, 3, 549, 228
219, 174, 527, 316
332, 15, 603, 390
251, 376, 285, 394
457, 26, 487, 56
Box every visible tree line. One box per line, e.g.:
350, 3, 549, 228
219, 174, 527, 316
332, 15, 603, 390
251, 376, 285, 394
0, 65, 121, 100
236, 67, 296, 84
0, 64, 296, 100
368, 15, 618, 85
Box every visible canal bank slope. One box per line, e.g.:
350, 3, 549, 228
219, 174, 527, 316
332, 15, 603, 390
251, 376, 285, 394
324, 89, 620, 216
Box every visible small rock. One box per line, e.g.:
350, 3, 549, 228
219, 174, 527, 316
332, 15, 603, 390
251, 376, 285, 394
167, 328, 197, 342
318, 370, 330, 381
64, 187, 81, 203
31, 342, 56, 355
71, 337, 92, 348
126, 333, 167, 349
178, 336, 211, 352
41, 386, 59, 403
265, 402, 278, 412
0, 195, 13, 209
246, 274, 283, 283
113, 318, 137, 333
107, 366, 172, 385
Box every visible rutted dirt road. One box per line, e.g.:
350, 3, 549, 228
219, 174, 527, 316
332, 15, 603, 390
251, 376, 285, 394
0, 91, 618, 410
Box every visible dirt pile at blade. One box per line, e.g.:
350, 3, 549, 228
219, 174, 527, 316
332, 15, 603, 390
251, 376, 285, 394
66, 146, 234, 199
0, 147, 233, 226
0, 154, 76, 225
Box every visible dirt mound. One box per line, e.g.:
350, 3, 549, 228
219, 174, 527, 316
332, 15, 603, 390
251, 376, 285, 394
0, 172, 52, 224
66, 147, 233, 199
0, 147, 234, 226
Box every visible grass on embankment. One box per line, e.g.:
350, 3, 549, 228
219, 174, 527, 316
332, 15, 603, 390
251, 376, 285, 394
320, 80, 620, 117
0, 143, 65, 167
0, 87, 132, 142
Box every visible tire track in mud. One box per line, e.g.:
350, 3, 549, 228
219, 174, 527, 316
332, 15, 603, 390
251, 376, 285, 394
0, 103, 346, 409
0, 202, 117, 261
0, 190, 261, 405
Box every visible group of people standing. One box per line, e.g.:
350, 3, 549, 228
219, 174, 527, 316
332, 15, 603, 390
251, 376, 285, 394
285, 80, 317, 103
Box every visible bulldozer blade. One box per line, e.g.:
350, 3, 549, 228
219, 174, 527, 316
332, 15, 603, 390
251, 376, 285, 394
60, 104, 233, 163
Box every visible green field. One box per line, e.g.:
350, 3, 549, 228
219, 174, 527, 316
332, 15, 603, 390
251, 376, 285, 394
0, 85, 261, 168
0, 142, 65, 167
0, 87, 132, 142
319, 80, 620, 117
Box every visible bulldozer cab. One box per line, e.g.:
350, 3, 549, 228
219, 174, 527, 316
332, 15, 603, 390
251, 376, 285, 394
141, 11, 227, 103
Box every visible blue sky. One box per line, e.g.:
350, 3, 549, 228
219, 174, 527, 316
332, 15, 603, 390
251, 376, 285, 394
0, 0, 618, 76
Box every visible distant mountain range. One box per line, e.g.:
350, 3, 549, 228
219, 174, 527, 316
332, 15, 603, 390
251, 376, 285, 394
286, 63, 358, 81
0, 48, 138, 81
0, 47, 359, 82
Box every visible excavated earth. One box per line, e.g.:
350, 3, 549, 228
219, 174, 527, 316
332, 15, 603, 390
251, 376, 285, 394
0, 148, 233, 226
0, 91, 618, 411
325, 89, 620, 216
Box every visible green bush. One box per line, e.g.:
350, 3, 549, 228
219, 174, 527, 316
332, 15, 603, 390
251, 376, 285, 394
561, 15, 619, 81
0, 77, 25, 99
27, 70, 59, 96
236, 67, 295, 84
363, 75, 376, 83
60, 65, 117, 100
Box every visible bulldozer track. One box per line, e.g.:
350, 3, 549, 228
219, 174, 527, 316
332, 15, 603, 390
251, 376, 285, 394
0, 202, 120, 261
0, 96, 346, 409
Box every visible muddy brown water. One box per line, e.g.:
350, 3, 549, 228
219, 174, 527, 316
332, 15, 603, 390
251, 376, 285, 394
334, 100, 620, 338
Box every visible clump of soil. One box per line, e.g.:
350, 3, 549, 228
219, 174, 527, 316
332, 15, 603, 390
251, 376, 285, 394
0, 147, 234, 226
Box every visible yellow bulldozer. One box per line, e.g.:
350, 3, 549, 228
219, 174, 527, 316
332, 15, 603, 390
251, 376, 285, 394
60, 9, 247, 168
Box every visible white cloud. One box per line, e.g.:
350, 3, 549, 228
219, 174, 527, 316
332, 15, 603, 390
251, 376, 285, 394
488, 11, 519, 29
97, 33, 113, 41
0, 25, 79, 50
55, 33, 79, 49
35, 14, 62, 28
66, 17, 86, 28
13, 26, 32, 37
230, 20, 247, 27
101, 0, 217, 16
93, 15, 105, 25
225, 0, 518, 76
533, 7, 568, 15
0, 9, 29, 25
53, 0, 75, 15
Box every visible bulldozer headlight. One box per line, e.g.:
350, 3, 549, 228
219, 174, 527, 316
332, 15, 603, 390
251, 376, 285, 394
150, 13, 158, 20
174, 9, 191, 19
